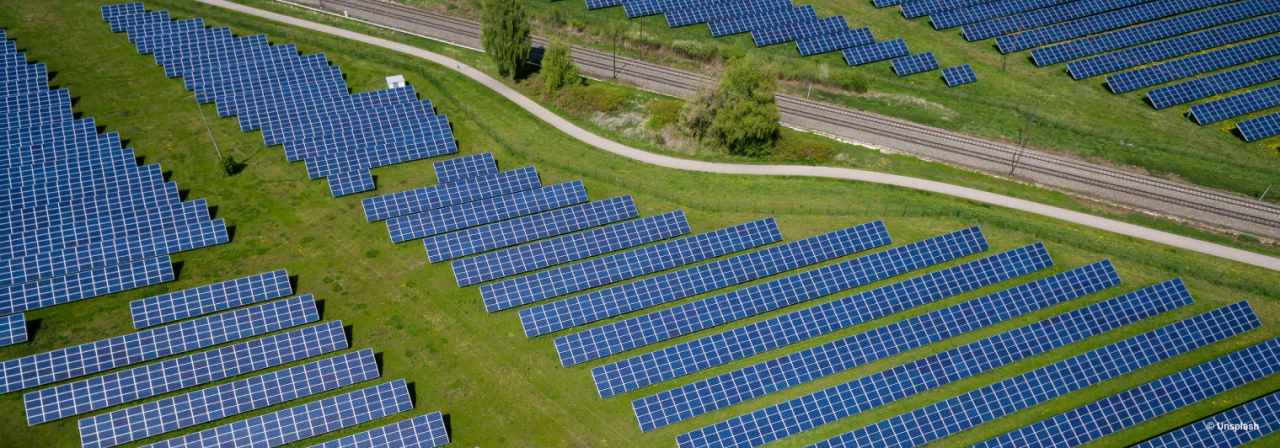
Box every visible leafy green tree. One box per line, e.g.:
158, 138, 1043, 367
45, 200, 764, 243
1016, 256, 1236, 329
218, 155, 239, 177
710, 57, 780, 157
480, 0, 531, 78
540, 39, 580, 96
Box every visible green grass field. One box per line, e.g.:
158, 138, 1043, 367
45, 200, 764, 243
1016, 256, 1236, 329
2, 1, 1280, 447
397, 0, 1280, 204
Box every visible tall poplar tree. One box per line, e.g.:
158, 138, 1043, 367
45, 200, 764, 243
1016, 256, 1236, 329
480, 0, 531, 78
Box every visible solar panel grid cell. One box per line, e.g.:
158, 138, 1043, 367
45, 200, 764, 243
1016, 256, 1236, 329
709, 6, 817, 37
1189, 83, 1280, 125
0, 256, 173, 315
666, 0, 793, 28
518, 221, 886, 337
892, 52, 939, 76
130, 269, 292, 329
433, 152, 497, 183
963, 0, 1151, 41
796, 28, 876, 56
1133, 390, 1280, 448
1107, 36, 1280, 94
386, 180, 587, 243
1067, 14, 1280, 79
485, 217, 783, 313
597, 243, 1059, 399
679, 276, 1190, 448
363, 166, 541, 222
752, 16, 848, 47
845, 39, 910, 65
1238, 111, 1280, 141
307, 412, 451, 448
453, 209, 691, 287
554, 226, 986, 366
943, 64, 978, 86
0, 313, 26, 347
1148, 58, 1280, 109
426, 195, 636, 263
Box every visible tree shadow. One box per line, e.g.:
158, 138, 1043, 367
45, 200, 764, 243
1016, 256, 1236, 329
24, 318, 42, 342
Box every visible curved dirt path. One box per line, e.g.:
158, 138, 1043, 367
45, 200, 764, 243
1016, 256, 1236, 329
198, 0, 1280, 271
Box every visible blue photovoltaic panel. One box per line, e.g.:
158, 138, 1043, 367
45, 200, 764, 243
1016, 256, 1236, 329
1238, 111, 1280, 142
806, 300, 1260, 448
634, 255, 1117, 432
2, 163, 163, 211
304, 115, 458, 179
308, 412, 451, 448
0, 295, 318, 394
796, 28, 875, 56
624, 0, 707, 18
901, 0, 988, 19
140, 379, 413, 448
0, 219, 228, 287
130, 269, 292, 329
386, 181, 587, 243
1033, 0, 1280, 66
363, 167, 541, 222
1134, 390, 1280, 448
28, 320, 346, 428
453, 210, 691, 287
426, 195, 637, 263
520, 221, 887, 337
1, 199, 209, 262
162, 37, 279, 78
136, 27, 233, 55
679, 276, 1190, 448
125, 17, 204, 45
555, 227, 987, 367
1067, 14, 1280, 79
998, 0, 1237, 53
710, 6, 817, 37
1109, 36, 1280, 93
328, 169, 376, 197
974, 337, 1280, 448
76, 349, 379, 448
587, 0, 625, 10
488, 217, 783, 313
597, 243, 1060, 399
666, 0, 794, 28
102, 2, 145, 22
214, 67, 344, 114
109, 10, 168, 34
1189, 84, 1280, 125
963, 0, 1151, 41
1148, 59, 1280, 109
262, 88, 421, 147
943, 64, 978, 86
0, 256, 173, 316
753, 16, 849, 47
845, 39, 910, 65
892, 52, 939, 76
433, 152, 497, 183
930, 0, 1078, 30
0, 313, 26, 347
2, 182, 180, 235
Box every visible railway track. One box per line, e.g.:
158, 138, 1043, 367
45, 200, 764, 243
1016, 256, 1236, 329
296, 0, 1280, 238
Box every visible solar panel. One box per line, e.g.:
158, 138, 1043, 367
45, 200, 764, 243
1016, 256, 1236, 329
943, 64, 978, 86
304, 115, 458, 179
76, 349, 379, 448
519, 221, 886, 337
796, 28, 875, 56
328, 168, 375, 197
1189, 84, 1280, 125
433, 152, 497, 183
901, 0, 987, 19
666, 0, 792, 27
999, 0, 1237, 53
0, 256, 173, 315
2, 163, 164, 211
102, 2, 145, 22
386, 181, 587, 243
2, 132, 123, 169
892, 52, 939, 76
426, 195, 637, 263
129, 269, 292, 329
109, 10, 168, 34
307, 412, 450, 448
975, 337, 1280, 448
2, 200, 207, 263
624, 0, 707, 18
27, 320, 346, 427
261, 87, 420, 147
453, 210, 691, 287
140, 379, 412, 448
1134, 390, 1280, 448
1148, 59, 1280, 109
125, 18, 204, 45
1067, 14, 1280, 79
0, 219, 228, 287
231, 81, 352, 130
586, 0, 625, 10
0, 313, 26, 347
170, 41, 298, 82
153, 31, 257, 68
597, 243, 1060, 399
845, 39, 910, 65
678, 276, 1191, 448
634, 255, 1118, 432
1107, 36, 1280, 94
136, 27, 232, 55
931, 0, 1078, 30
2, 182, 180, 235
214, 69, 348, 119
753, 16, 849, 47
806, 300, 1260, 448
964, 0, 1151, 41
709, 6, 817, 37
1033, 0, 1280, 66
0, 295, 318, 394
555, 226, 987, 367
1238, 111, 1280, 141
363, 166, 541, 222
487, 217, 783, 313
161, 36, 277, 78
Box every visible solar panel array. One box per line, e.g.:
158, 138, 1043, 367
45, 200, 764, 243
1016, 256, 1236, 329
996, 0, 1237, 53
806, 301, 1260, 448
752, 16, 849, 47
796, 28, 876, 56
0, 313, 26, 347
598, 243, 1057, 400
678, 276, 1189, 448
0, 256, 174, 315
1107, 37, 1280, 94
433, 152, 497, 184
1134, 390, 1280, 448
932, 0, 1078, 30
1189, 84, 1280, 125
974, 337, 1280, 448
1065, 14, 1280, 79
105, 5, 460, 197
1238, 111, 1280, 142
633, 253, 1115, 432
709, 6, 817, 37
1147, 59, 1280, 109
962, 0, 1152, 42
78, 349, 379, 448
892, 52, 939, 76
386, 181, 588, 243
363, 166, 541, 222
308, 413, 451, 448
943, 64, 978, 86
554, 227, 987, 367
665, 0, 792, 28
845, 39, 910, 66
129, 269, 292, 328
901, 0, 988, 19
586, 0, 625, 10
426, 195, 637, 263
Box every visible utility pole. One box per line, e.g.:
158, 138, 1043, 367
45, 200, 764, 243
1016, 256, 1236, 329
611, 22, 619, 80
1262, 183, 1273, 201
1011, 98, 1043, 175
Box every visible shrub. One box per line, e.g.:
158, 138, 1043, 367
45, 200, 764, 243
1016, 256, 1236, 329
839, 71, 870, 93
540, 39, 580, 96
557, 84, 627, 114
646, 99, 682, 130
567, 19, 585, 32
543, 8, 564, 28
218, 155, 239, 176
711, 57, 780, 157
480, 0, 531, 78
669, 40, 714, 61
772, 133, 835, 162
